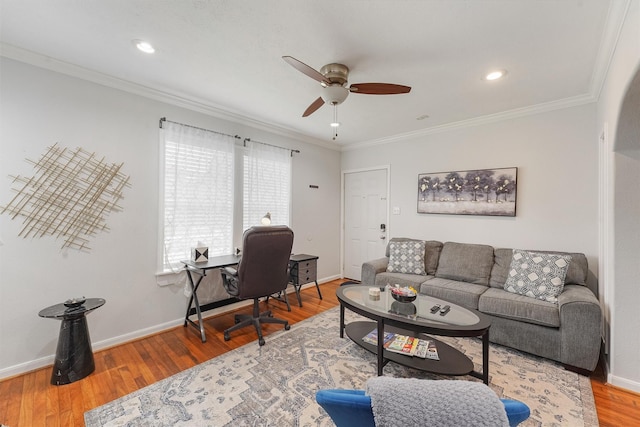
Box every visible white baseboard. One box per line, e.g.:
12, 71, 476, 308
0, 355, 57, 381
0, 277, 338, 380
607, 373, 640, 394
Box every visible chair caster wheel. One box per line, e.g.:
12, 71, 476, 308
224, 332, 230, 341
259, 338, 265, 346
284, 324, 291, 330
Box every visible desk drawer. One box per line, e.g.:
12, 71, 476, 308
290, 261, 317, 284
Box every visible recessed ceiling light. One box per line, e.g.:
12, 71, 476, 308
484, 70, 507, 81
330, 122, 340, 127
133, 40, 155, 54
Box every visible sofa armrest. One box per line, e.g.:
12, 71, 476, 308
361, 257, 389, 287
557, 285, 602, 371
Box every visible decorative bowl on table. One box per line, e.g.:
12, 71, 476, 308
390, 286, 417, 303
64, 297, 86, 308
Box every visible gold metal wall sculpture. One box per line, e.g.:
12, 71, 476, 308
1, 144, 130, 251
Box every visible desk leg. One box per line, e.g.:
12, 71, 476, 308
184, 269, 207, 343
314, 280, 323, 300
293, 283, 303, 307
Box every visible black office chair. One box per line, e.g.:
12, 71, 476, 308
220, 225, 294, 346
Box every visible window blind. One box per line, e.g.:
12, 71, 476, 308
242, 140, 291, 230
161, 122, 235, 271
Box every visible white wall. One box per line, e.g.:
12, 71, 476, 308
596, 0, 640, 392
0, 58, 342, 377
342, 104, 599, 276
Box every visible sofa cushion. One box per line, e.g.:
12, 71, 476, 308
435, 242, 494, 285
386, 238, 443, 275
504, 250, 572, 304
375, 272, 432, 289
478, 288, 560, 327
422, 240, 444, 275
491, 248, 588, 288
419, 277, 487, 310
386, 240, 426, 275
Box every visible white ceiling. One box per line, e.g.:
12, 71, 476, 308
0, 1, 626, 149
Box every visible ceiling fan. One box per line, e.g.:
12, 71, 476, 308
282, 56, 412, 118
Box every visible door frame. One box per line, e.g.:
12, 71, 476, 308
341, 165, 391, 280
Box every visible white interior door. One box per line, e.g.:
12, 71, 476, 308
343, 168, 388, 280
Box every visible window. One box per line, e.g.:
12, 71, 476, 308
243, 141, 291, 231
159, 122, 292, 273
160, 122, 235, 271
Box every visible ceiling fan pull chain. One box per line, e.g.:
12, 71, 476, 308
332, 103, 339, 140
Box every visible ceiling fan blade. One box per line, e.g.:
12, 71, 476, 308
349, 83, 412, 95
302, 97, 325, 117
283, 56, 330, 85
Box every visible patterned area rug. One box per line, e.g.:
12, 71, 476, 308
85, 307, 598, 426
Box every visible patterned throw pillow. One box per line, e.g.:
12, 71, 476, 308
387, 240, 426, 275
504, 249, 572, 304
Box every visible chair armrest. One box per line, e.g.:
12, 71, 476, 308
361, 257, 389, 287
221, 266, 239, 296
221, 266, 237, 277
315, 390, 375, 427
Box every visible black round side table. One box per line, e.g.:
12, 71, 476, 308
38, 298, 105, 385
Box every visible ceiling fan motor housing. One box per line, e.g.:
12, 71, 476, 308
320, 63, 349, 85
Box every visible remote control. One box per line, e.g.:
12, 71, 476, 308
439, 305, 451, 315
430, 304, 441, 313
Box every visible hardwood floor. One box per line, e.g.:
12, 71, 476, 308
1, 279, 639, 426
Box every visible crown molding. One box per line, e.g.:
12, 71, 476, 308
342, 92, 597, 152
0, 43, 338, 152
590, 0, 633, 100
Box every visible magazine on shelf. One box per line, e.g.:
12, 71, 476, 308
361, 328, 439, 360
386, 334, 411, 354
414, 339, 439, 360
362, 329, 396, 346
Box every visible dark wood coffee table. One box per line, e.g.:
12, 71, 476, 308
337, 285, 491, 384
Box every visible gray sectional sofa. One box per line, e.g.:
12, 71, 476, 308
361, 238, 602, 373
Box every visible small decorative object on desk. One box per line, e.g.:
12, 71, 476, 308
64, 297, 86, 308
191, 245, 209, 263
390, 284, 417, 303
369, 287, 381, 301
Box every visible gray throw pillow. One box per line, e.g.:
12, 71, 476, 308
504, 249, 572, 304
387, 240, 427, 275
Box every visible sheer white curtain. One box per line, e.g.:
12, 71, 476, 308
161, 121, 235, 272
243, 141, 291, 230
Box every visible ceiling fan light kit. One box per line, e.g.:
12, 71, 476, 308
282, 56, 411, 140
321, 85, 349, 105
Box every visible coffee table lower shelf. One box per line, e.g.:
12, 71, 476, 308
346, 320, 481, 380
